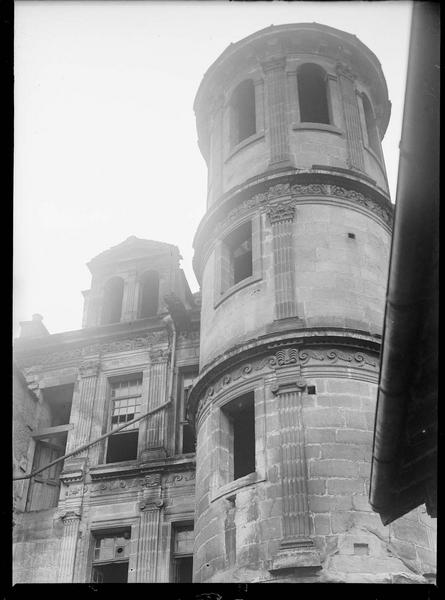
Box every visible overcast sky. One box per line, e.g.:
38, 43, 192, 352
14, 0, 413, 337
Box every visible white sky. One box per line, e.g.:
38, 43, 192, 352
14, 0, 413, 337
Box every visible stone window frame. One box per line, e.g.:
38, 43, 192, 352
295, 62, 333, 126
223, 75, 266, 162
176, 366, 199, 456
100, 276, 125, 325
209, 378, 267, 503
97, 365, 149, 467
213, 212, 262, 309
87, 517, 140, 584
356, 90, 385, 166
169, 519, 195, 583
288, 60, 343, 136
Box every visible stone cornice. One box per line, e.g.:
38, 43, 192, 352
193, 172, 393, 282
14, 328, 169, 369
188, 329, 381, 424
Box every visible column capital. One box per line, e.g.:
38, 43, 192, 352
262, 55, 287, 72
271, 378, 307, 395
336, 61, 357, 81
79, 359, 100, 378
139, 499, 164, 512
267, 201, 296, 224
60, 510, 81, 524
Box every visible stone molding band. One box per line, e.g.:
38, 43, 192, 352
193, 340, 379, 426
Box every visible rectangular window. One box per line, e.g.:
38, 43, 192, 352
106, 377, 142, 463
221, 392, 255, 482
91, 529, 131, 583
172, 524, 194, 582
221, 221, 253, 293
26, 383, 74, 511
26, 437, 65, 511
179, 371, 197, 454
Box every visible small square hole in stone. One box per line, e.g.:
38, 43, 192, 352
307, 385, 316, 395
348, 232, 356, 239
354, 543, 369, 555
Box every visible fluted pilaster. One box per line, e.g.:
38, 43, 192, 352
122, 270, 139, 321
140, 353, 169, 461
336, 63, 365, 171
58, 511, 81, 582
263, 57, 291, 166
65, 360, 100, 457
268, 202, 297, 319
137, 474, 163, 582
270, 351, 320, 570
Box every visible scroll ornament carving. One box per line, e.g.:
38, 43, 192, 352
203, 347, 378, 400
213, 182, 392, 241
164, 472, 196, 486
91, 473, 161, 494
275, 348, 299, 367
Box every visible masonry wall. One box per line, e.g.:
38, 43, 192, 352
193, 363, 437, 583
199, 201, 391, 369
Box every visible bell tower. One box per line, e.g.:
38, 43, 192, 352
188, 24, 435, 583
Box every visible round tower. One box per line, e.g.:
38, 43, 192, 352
189, 23, 436, 583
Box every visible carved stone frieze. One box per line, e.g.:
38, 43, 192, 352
142, 473, 161, 487
90, 473, 162, 494
212, 182, 392, 243
197, 345, 379, 421
298, 348, 378, 368
275, 347, 299, 367
164, 471, 196, 486
15, 331, 167, 368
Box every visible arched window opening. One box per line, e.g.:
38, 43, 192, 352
139, 271, 159, 318
297, 64, 330, 124
362, 93, 380, 156
231, 79, 256, 146
101, 277, 124, 325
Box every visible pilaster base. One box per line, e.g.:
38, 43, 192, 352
270, 539, 322, 571
139, 447, 167, 462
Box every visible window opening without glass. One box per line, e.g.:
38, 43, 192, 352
172, 524, 194, 582
221, 392, 255, 481
221, 221, 253, 293
91, 529, 131, 583
101, 277, 124, 325
297, 63, 330, 125
106, 377, 142, 463
231, 79, 256, 146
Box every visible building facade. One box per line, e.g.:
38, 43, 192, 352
13, 23, 436, 584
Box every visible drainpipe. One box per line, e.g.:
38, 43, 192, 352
162, 313, 177, 403
369, 2, 439, 517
